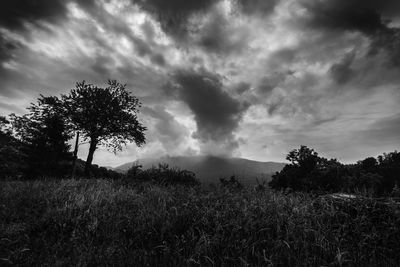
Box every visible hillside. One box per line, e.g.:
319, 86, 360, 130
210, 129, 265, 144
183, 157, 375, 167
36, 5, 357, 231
115, 156, 285, 184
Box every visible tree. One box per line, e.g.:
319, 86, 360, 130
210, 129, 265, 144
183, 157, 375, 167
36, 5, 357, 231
359, 157, 378, 172
269, 145, 344, 192
10, 96, 72, 178
62, 80, 146, 177
286, 145, 321, 172
0, 116, 24, 179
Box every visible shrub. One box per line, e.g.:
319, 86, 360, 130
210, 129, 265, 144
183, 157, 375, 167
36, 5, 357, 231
219, 175, 243, 190
126, 163, 200, 186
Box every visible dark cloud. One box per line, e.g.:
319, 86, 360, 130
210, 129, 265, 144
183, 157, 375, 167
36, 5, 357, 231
132, 0, 216, 39
257, 71, 289, 95
197, 10, 249, 54
91, 55, 115, 76
303, 0, 385, 34
167, 68, 249, 155
266, 96, 284, 115
370, 28, 400, 66
268, 48, 297, 67
0, 36, 19, 63
303, 0, 400, 66
131, 0, 274, 53
233, 0, 279, 16
141, 20, 156, 41
150, 53, 166, 66
329, 51, 356, 84
233, 82, 251, 95
0, 0, 68, 30
0, 35, 21, 74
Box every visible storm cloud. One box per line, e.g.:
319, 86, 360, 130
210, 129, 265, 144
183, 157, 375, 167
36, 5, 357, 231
0, 0, 68, 30
233, 0, 279, 16
0, 0, 399, 166
132, 0, 215, 39
167, 69, 249, 155
302, 0, 400, 66
329, 51, 356, 84
197, 10, 250, 55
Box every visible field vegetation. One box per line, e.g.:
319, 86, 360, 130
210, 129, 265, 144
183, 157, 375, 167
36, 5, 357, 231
1, 178, 400, 266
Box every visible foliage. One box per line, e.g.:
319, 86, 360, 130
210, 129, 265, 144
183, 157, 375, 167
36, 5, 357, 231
0, 117, 25, 179
62, 80, 146, 176
270, 145, 400, 196
0, 145, 26, 179
126, 161, 143, 178
219, 175, 243, 190
7, 96, 72, 178
70, 158, 122, 179
126, 163, 200, 186
1, 179, 400, 266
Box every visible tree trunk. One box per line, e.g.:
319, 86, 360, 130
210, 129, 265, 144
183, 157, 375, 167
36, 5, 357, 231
71, 132, 80, 178
84, 138, 97, 177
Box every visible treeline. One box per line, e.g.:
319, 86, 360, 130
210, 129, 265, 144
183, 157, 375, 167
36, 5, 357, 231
269, 146, 400, 196
0, 80, 145, 179
0, 116, 120, 179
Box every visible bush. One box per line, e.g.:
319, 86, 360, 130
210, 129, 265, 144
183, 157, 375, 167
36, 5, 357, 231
126, 163, 200, 186
219, 175, 243, 190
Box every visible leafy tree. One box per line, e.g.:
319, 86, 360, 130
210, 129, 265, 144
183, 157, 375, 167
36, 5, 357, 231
10, 96, 72, 178
286, 145, 321, 172
271, 146, 400, 196
0, 116, 25, 179
270, 145, 343, 192
359, 157, 378, 172
375, 151, 400, 193
62, 80, 146, 177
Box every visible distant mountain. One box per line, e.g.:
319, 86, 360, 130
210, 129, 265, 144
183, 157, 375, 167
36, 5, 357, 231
114, 156, 286, 184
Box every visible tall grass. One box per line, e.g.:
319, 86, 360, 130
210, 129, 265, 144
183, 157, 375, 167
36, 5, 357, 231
1, 179, 399, 266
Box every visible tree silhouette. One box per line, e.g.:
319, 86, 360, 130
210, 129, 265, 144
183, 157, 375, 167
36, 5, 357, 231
286, 145, 321, 172
0, 116, 23, 178
62, 80, 146, 177
10, 96, 72, 177
269, 145, 342, 192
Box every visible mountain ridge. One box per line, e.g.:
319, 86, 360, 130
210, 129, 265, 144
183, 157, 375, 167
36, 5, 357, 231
114, 155, 286, 184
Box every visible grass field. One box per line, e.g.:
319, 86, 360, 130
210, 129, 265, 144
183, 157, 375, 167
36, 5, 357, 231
1, 179, 400, 266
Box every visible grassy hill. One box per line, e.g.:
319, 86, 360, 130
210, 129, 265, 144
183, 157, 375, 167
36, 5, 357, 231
115, 156, 285, 184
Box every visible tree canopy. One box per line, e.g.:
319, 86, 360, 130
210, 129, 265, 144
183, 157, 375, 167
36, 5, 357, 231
62, 80, 146, 176
270, 145, 400, 196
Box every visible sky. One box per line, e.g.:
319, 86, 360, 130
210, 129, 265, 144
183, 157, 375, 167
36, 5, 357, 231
0, 0, 400, 167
